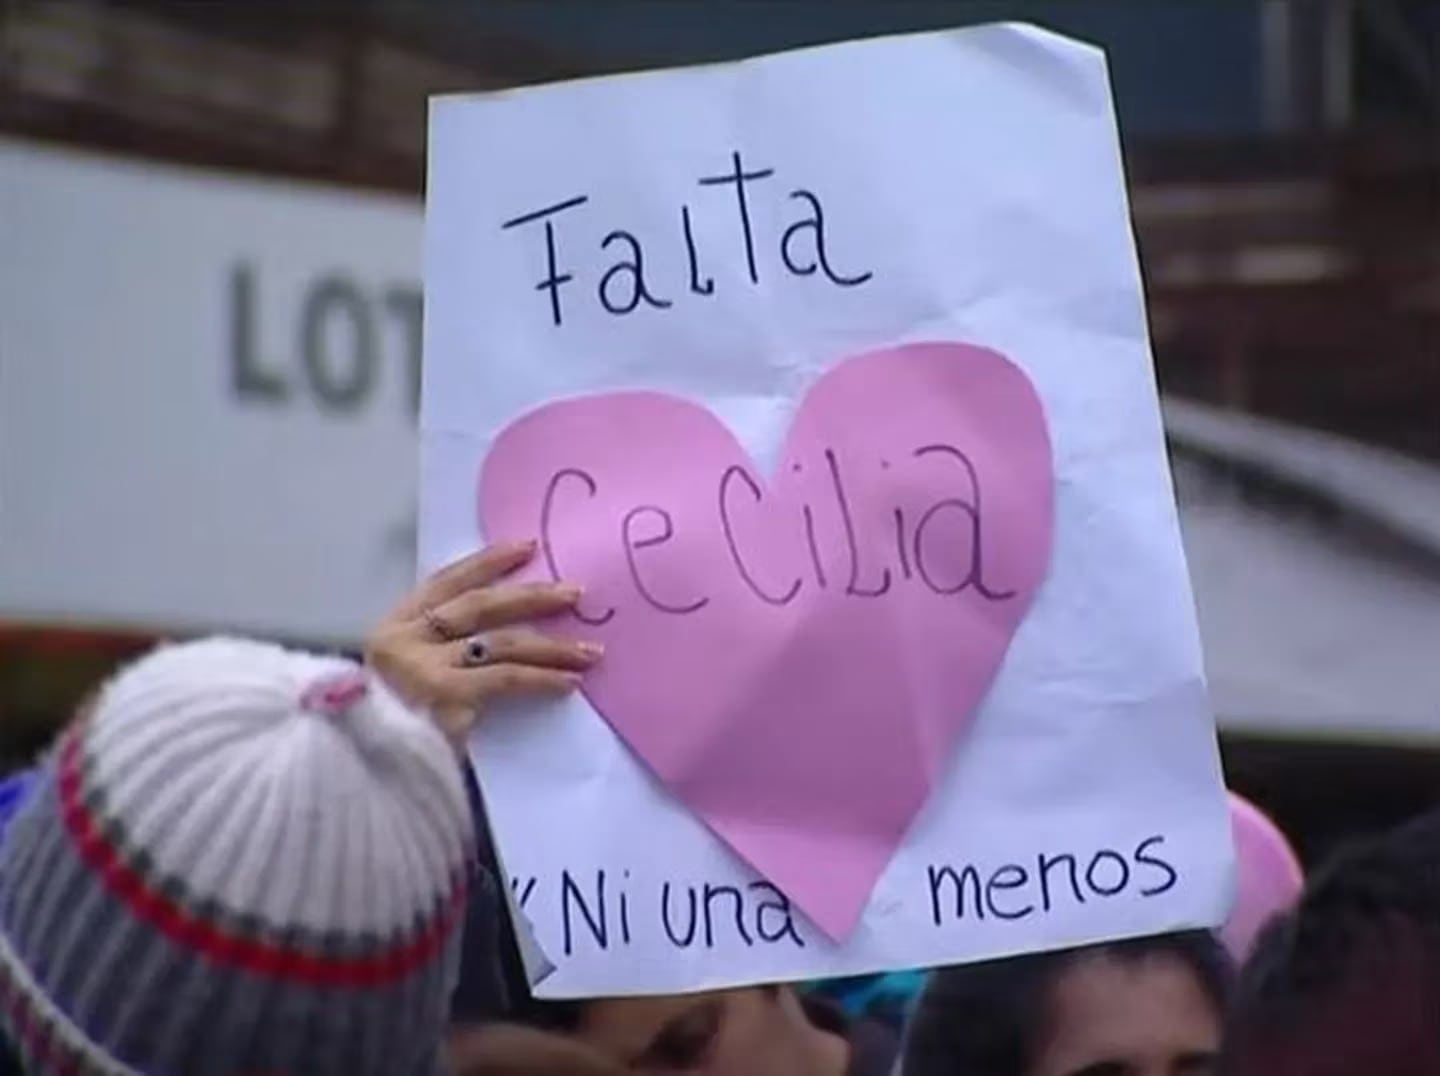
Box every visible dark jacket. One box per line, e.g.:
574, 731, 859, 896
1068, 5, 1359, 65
449, 761, 532, 1024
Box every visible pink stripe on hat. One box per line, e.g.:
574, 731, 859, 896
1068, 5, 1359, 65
300, 671, 369, 716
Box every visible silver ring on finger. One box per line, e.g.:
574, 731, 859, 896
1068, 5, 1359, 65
422, 605, 457, 641
460, 634, 494, 668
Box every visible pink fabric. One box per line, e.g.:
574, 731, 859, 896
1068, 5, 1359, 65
1224, 792, 1304, 959
300, 671, 369, 717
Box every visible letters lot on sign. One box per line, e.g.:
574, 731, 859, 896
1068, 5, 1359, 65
421, 23, 1233, 996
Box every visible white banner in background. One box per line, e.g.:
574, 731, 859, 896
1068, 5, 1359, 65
0, 139, 422, 642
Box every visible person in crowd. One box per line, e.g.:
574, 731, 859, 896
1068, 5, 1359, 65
903, 931, 1230, 1076
0, 539, 596, 1076
0, 636, 478, 1074
445, 1022, 624, 1075
367, 538, 600, 1027
366, 544, 899, 1074
1220, 810, 1440, 1076
510, 984, 896, 1076
801, 792, 1300, 1050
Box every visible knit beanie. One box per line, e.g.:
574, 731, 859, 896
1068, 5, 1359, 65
0, 637, 475, 1076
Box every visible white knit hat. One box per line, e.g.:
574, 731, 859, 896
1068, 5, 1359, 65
0, 636, 475, 1075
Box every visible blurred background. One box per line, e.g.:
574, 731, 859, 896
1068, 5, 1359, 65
2, 0, 1438, 864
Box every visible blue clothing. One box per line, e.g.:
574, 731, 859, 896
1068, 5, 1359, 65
807, 970, 928, 1033
0, 771, 33, 849
0, 770, 33, 1075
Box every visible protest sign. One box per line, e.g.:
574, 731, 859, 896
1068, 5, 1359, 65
421, 23, 1232, 996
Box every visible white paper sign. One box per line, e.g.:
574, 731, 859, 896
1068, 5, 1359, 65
421, 23, 1232, 997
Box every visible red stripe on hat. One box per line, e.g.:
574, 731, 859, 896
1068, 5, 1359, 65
56, 729, 467, 988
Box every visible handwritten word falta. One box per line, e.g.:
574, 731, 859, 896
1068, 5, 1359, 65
500, 150, 873, 326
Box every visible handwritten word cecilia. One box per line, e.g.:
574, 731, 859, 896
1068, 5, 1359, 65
500, 150, 873, 326
538, 441, 1013, 626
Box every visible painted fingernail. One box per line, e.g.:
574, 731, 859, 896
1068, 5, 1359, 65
577, 641, 605, 659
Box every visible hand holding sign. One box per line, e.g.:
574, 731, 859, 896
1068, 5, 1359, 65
367, 542, 601, 747
479, 342, 1053, 937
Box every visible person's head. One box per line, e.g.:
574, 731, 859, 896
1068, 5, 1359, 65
1221, 812, 1440, 1076
905, 931, 1231, 1076
445, 1023, 624, 1075
521, 985, 849, 1076
0, 637, 475, 1075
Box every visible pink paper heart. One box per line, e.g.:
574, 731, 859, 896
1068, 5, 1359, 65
479, 342, 1054, 939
